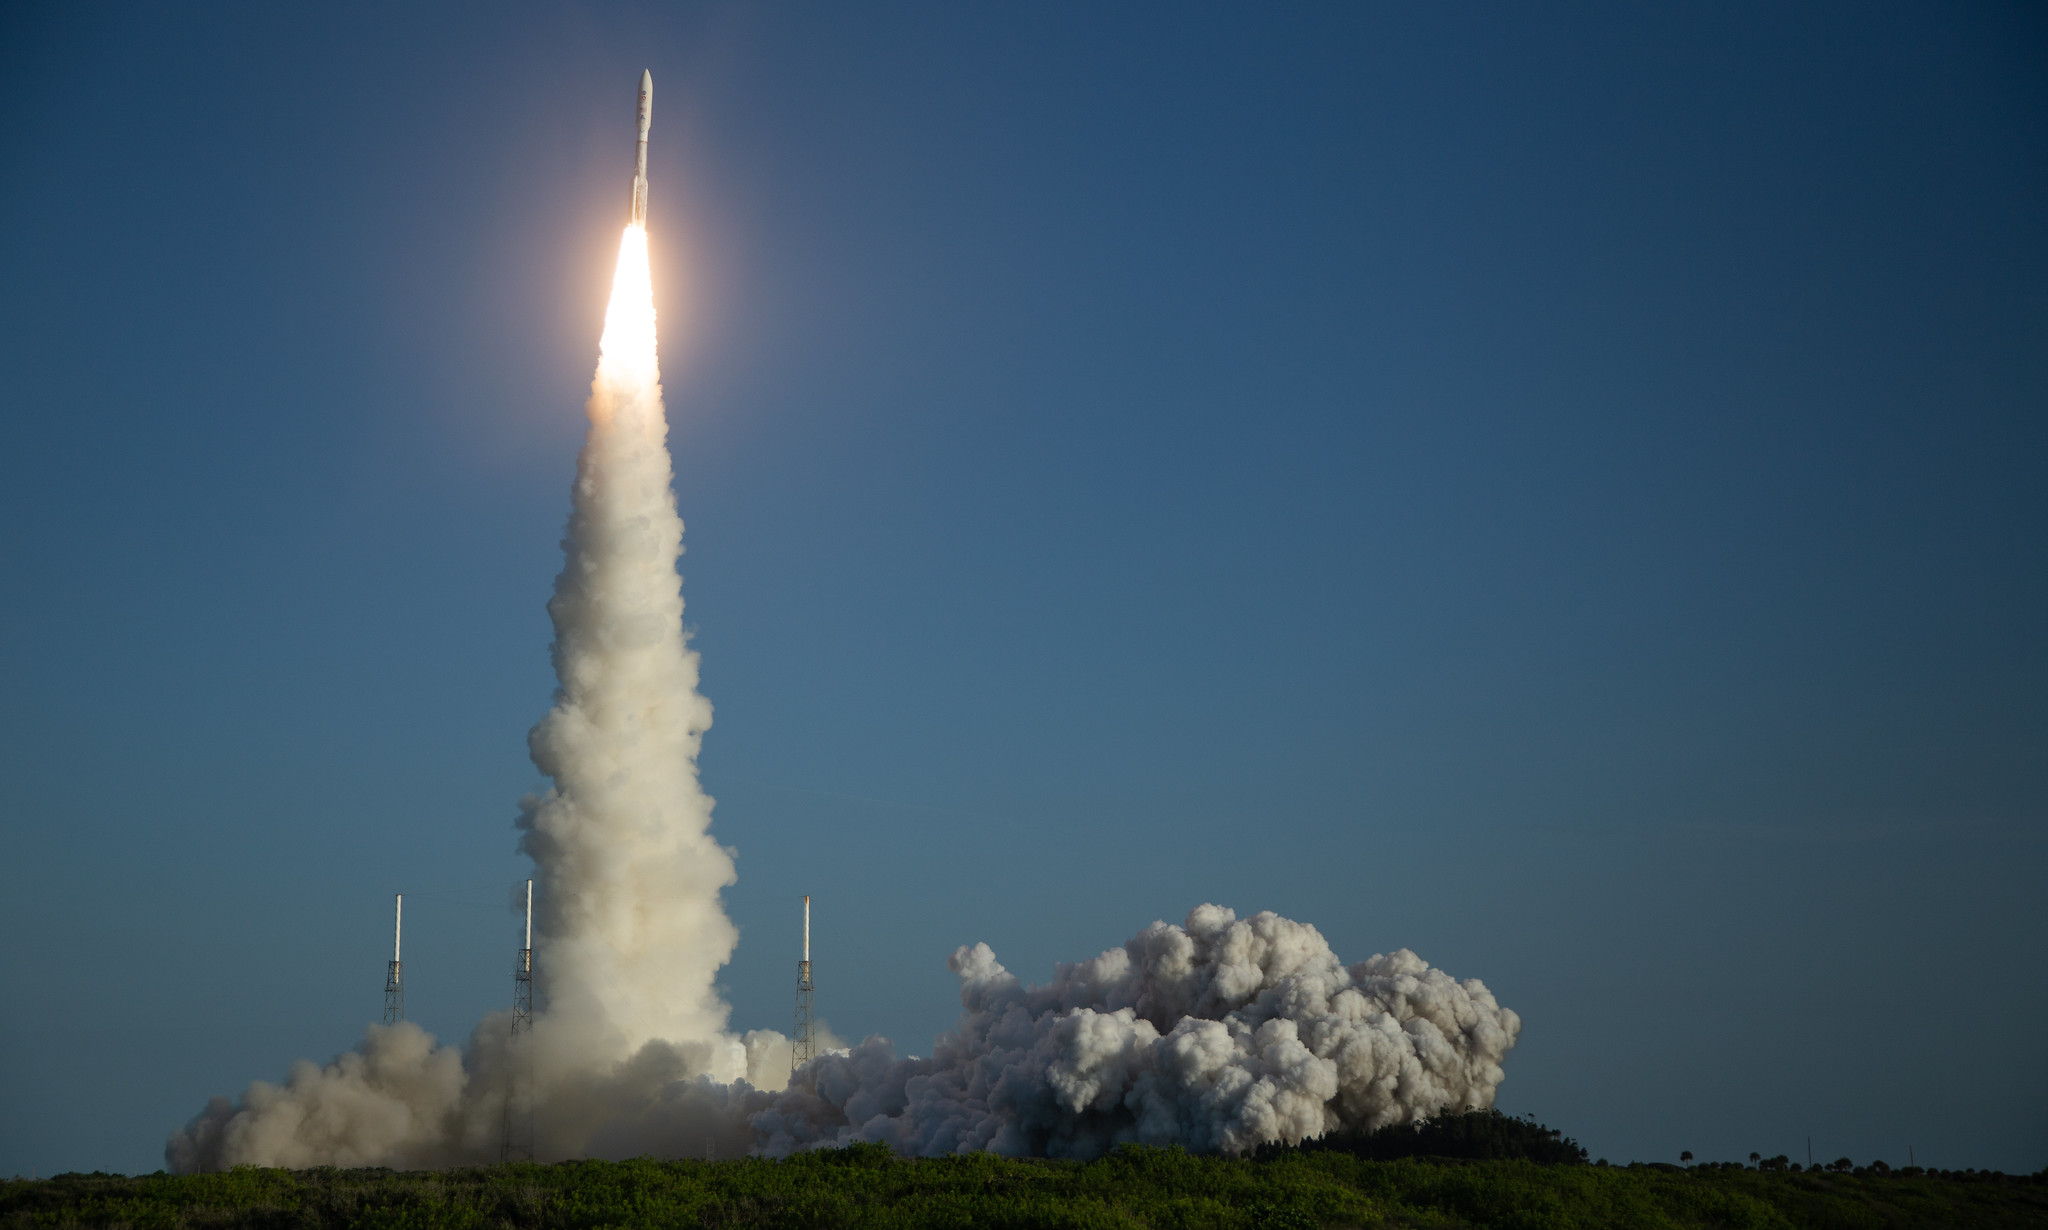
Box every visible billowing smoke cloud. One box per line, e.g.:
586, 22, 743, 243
609, 906, 1520, 1162
167, 227, 1520, 1173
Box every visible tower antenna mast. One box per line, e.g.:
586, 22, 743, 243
382, 893, 404, 1024
502, 878, 535, 1162
792, 895, 816, 1079
514, 878, 533, 1033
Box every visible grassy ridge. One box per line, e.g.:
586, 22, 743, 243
4, 1146, 2045, 1229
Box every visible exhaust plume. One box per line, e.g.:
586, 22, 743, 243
516, 221, 747, 1094
170, 225, 780, 1171
167, 227, 1521, 1172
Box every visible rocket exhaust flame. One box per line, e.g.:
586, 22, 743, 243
165, 73, 1521, 1172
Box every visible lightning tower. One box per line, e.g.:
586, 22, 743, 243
502, 878, 535, 1162
382, 893, 404, 1024
792, 894, 816, 1079
513, 878, 534, 1034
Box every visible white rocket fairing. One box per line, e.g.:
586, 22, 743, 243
630, 70, 652, 227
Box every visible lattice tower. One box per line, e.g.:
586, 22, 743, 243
382, 893, 405, 1024
502, 878, 536, 1162
792, 894, 816, 1080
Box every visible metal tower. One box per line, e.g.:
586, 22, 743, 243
512, 878, 534, 1035
382, 893, 405, 1024
502, 879, 535, 1163
792, 895, 816, 1080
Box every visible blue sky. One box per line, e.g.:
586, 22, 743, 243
1, 1, 2043, 1176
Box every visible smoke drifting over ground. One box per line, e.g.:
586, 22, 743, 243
623, 907, 1520, 1162
167, 227, 1519, 1172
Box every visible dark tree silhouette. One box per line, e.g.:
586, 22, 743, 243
1254, 1110, 1588, 1165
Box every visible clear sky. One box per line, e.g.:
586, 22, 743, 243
2, 0, 2043, 1178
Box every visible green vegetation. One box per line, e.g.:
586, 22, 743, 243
1254, 1110, 1590, 1165
7, 1144, 2045, 1230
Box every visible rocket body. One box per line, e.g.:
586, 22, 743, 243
630, 70, 652, 227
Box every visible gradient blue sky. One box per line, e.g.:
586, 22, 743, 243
2, 1, 2043, 1177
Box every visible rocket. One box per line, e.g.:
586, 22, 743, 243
630, 69, 652, 227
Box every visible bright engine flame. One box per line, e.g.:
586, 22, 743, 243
597, 225, 659, 395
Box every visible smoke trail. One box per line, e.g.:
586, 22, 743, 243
169, 226, 780, 1171
515, 223, 751, 1112
166, 227, 1523, 1172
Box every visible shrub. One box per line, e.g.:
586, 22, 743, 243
1253, 1110, 1589, 1165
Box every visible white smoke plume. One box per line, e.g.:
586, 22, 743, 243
170, 225, 780, 1172
516, 222, 740, 1085
166, 227, 1521, 1173
741, 904, 1520, 1160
